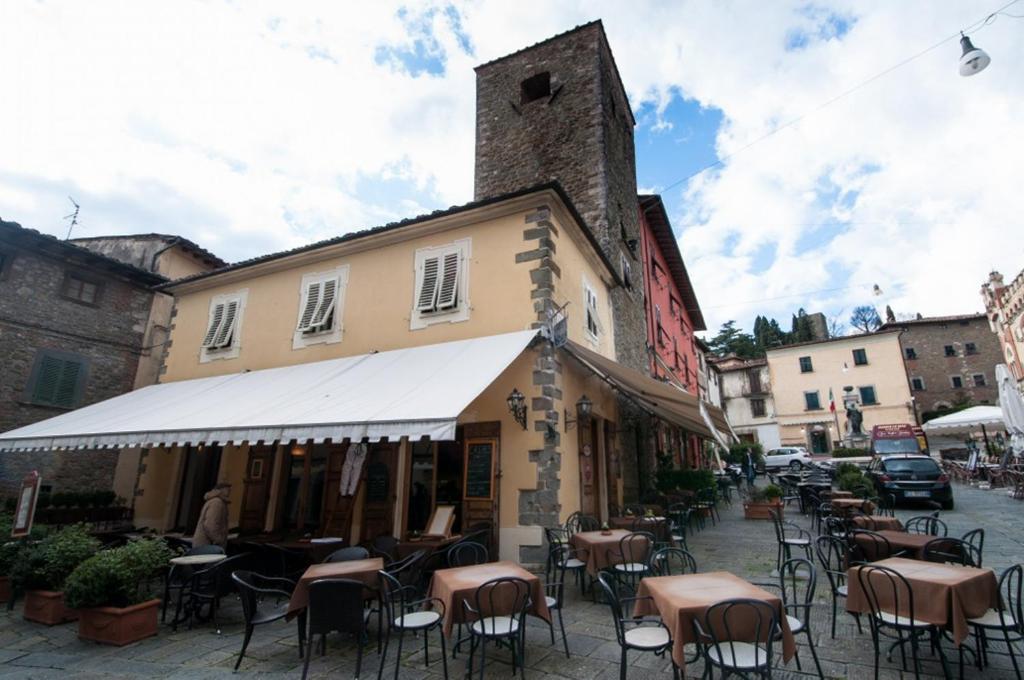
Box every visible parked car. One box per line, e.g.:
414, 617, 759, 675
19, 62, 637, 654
761, 447, 813, 472
865, 454, 954, 510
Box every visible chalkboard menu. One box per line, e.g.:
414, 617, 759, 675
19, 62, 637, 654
365, 462, 389, 503
463, 439, 496, 500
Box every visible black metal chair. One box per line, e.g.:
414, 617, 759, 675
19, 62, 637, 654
568, 513, 600, 534
876, 493, 897, 517
545, 527, 586, 593
905, 515, 948, 537
463, 577, 532, 680
666, 504, 691, 550
756, 558, 824, 678
923, 537, 980, 567
377, 570, 448, 680
542, 544, 574, 658
162, 544, 226, 624
849, 529, 898, 564
856, 564, 951, 679
448, 541, 488, 567
301, 579, 372, 680
324, 546, 370, 563
371, 535, 399, 562
180, 552, 251, 632
968, 563, 1023, 677
385, 549, 426, 588
266, 543, 309, 580
648, 547, 697, 576
595, 572, 677, 680
769, 509, 812, 571
815, 535, 861, 638
605, 531, 654, 593
230, 570, 299, 671
963, 528, 986, 567
693, 598, 779, 679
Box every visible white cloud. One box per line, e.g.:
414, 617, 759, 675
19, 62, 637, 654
1, 0, 1021, 338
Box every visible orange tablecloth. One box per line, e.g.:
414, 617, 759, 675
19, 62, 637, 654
827, 490, 854, 499
569, 530, 650, 577
853, 530, 933, 560
428, 561, 550, 638
851, 516, 903, 532
634, 572, 796, 672
286, 558, 384, 618
846, 557, 998, 645
608, 516, 667, 531
830, 498, 876, 516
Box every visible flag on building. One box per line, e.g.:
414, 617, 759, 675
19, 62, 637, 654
829, 388, 836, 413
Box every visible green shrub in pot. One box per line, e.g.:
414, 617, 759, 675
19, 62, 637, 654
64, 539, 173, 610
748, 484, 784, 503
12, 524, 101, 592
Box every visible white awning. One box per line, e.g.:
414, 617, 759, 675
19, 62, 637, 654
0, 330, 538, 451
921, 405, 1005, 435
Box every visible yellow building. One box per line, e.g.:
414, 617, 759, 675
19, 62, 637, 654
0, 185, 717, 563
766, 331, 915, 453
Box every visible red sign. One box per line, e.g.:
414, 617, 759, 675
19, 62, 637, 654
11, 471, 41, 538
871, 423, 916, 440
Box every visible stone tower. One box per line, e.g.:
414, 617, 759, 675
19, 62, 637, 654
474, 20, 647, 372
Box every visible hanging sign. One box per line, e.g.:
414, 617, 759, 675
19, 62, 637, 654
12, 471, 42, 538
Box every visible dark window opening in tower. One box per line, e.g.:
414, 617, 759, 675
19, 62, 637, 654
520, 72, 551, 104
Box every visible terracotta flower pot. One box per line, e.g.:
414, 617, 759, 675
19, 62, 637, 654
23, 590, 78, 625
77, 599, 160, 646
0, 577, 10, 604
743, 500, 783, 520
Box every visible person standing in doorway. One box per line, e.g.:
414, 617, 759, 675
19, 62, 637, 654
743, 448, 757, 488
192, 483, 231, 548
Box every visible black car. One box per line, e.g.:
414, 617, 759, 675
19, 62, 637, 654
865, 454, 954, 510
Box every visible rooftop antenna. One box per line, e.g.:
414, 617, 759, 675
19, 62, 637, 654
63, 196, 80, 240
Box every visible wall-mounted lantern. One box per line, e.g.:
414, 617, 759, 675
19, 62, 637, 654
565, 394, 593, 432
506, 388, 527, 430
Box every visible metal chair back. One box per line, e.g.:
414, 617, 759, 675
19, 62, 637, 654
371, 535, 399, 561
849, 529, 894, 563
923, 537, 979, 567
465, 576, 531, 636
545, 544, 571, 609
448, 541, 488, 567
856, 564, 916, 629
777, 558, 816, 625
815, 535, 849, 594
962, 528, 985, 567
995, 564, 1023, 629
595, 572, 629, 646
614, 531, 653, 567
905, 515, 947, 536
649, 547, 697, 576
696, 598, 779, 674
324, 546, 370, 563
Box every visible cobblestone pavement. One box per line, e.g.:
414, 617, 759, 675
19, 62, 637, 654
1, 479, 1023, 679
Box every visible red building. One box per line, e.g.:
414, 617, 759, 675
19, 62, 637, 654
638, 195, 706, 391
638, 195, 709, 469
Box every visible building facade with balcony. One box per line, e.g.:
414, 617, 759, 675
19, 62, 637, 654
713, 355, 780, 450
982, 270, 1024, 386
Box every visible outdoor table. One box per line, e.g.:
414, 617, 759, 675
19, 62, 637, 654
569, 529, 645, 577
608, 516, 666, 531
170, 553, 225, 566
830, 497, 876, 516
827, 490, 854, 499
634, 572, 797, 673
852, 530, 934, 560
397, 535, 459, 559
846, 557, 998, 645
427, 560, 550, 638
286, 557, 384, 619
851, 516, 904, 532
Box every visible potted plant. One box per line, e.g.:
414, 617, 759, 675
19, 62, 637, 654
743, 484, 784, 520
14, 524, 100, 625
64, 538, 172, 646
0, 513, 16, 603
600, 521, 612, 536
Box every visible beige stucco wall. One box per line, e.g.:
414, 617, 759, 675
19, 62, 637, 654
161, 202, 616, 382
767, 332, 914, 447
157, 246, 215, 281
133, 445, 184, 531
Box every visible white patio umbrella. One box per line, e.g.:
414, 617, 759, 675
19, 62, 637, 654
921, 405, 1005, 436
997, 364, 1024, 462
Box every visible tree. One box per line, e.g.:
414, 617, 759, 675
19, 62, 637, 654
827, 315, 847, 338
790, 308, 814, 342
849, 305, 882, 333
707, 320, 758, 358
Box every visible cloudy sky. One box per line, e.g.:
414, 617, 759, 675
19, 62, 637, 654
2, 1, 1022, 336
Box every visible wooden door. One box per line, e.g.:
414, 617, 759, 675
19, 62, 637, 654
461, 422, 500, 556
361, 443, 399, 542
238, 445, 274, 533
578, 417, 600, 516
604, 420, 619, 517
319, 443, 350, 537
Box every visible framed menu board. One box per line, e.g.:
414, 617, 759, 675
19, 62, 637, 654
12, 471, 41, 538
463, 438, 497, 501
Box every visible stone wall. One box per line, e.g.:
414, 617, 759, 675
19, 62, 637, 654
895, 316, 1003, 414
474, 22, 651, 500
0, 240, 153, 495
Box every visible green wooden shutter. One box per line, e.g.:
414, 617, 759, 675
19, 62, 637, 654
54, 361, 82, 407
31, 355, 63, 405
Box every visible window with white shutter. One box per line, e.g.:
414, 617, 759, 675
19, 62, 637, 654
200, 289, 248, 362
583, 279, 600, 341
411, 239, 471, 330
25, 349, 89, 409
293, 267, 348, 349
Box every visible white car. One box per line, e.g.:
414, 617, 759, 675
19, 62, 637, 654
762, 447, 813, 471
